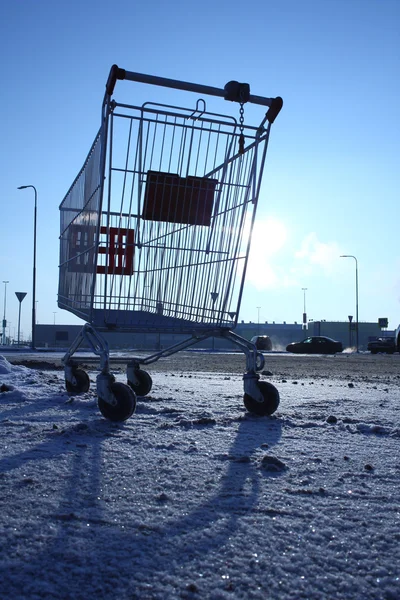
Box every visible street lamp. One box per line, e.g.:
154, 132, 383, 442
257, 306, 261, 334
2, 281, 9, 345
301, 287, 308, 330
340, 255, 359, 352
18, 185, 37, 350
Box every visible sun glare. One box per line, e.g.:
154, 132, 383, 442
245, 217, 288, 289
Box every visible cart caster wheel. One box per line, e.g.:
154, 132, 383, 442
65, 368, 90, 395
98, 382, 137, 422
255, 351, 265, 371
127, 369, 153, 396
243, 381, 280, 416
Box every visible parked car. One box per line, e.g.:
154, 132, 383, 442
251, 335, 272, 351
367, 337, 396, 354
286, 336, 343, 354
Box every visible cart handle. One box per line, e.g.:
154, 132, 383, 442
105, 65, 282, 122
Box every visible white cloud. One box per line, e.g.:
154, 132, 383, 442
294, 232, 341, 275
245, 225, 342, 291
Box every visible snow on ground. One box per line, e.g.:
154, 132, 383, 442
0, 353, 399, 600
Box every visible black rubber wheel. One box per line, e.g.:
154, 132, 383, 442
370, 349, 378, 355
127, 369, 153, 396
98, 382, 137, 422
65, 368, 90, 394
243, 380, 280, 416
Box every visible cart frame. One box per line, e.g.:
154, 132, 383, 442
59, 65, 282, 421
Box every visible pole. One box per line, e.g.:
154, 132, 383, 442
15, 292, 27, 347
340, 255, 359, 352
302, 288, 307, 330
18, 185, 37, 350
257, 307, 261, 335
348, 315, 353, 348
2, 281, 9, 345
355, 259, 359, 352
18, 302, 22, 345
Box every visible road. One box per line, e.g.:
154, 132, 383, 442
3, 349, 400, 384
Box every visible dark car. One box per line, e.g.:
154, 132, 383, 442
251, 335, 272, 351
286, 336, 343, 354
367, 337, 396, 354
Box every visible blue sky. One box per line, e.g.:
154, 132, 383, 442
1, 0, 399, 340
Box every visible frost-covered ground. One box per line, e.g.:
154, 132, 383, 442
0, 352, 399, 600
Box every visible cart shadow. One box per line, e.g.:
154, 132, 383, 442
0, 405, 283, 596
150, 414, 284, 554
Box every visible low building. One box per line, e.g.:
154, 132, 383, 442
35, 320, 391, 352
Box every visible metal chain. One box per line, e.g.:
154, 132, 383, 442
239, 102, 245, 155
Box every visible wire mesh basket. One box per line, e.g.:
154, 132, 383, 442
58, 65, 283, 421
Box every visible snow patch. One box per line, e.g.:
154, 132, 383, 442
0, 357, 399, 600
0, 354, 12, 374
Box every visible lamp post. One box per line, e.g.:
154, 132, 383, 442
340, 255, 359, 352
53, 312, 57, 325
301, 287, 307, 330
2, 281, 9, 345
18, 185, 37, 350
257, 306, 261, 335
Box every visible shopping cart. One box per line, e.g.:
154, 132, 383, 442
58, 65, 283, 421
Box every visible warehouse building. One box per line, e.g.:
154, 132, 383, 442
34, 320, 391, 352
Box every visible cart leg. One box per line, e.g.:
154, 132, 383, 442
62, 323, 111, 373
220, 329, 265, 373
